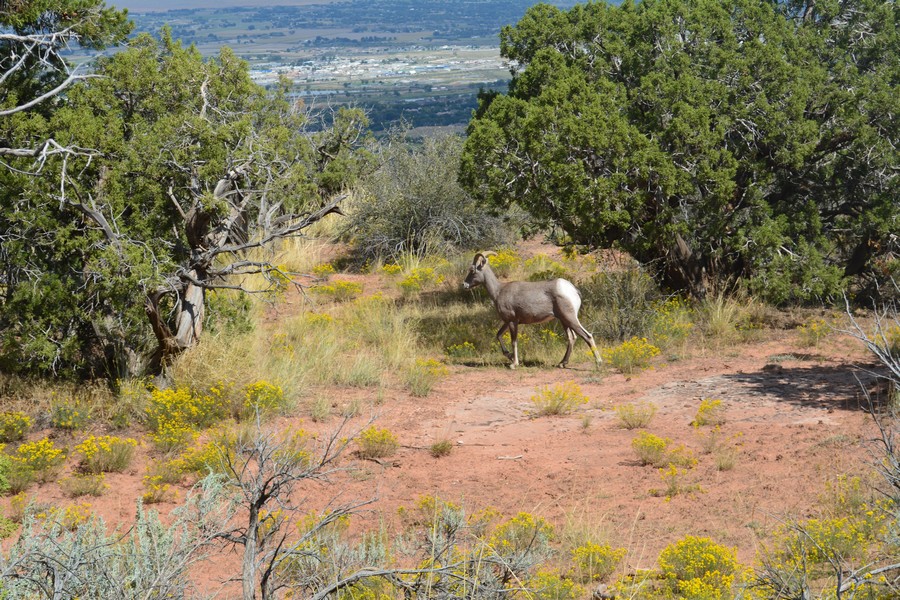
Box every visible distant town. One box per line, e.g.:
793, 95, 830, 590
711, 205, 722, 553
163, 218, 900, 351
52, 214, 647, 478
124, 0, 579, 131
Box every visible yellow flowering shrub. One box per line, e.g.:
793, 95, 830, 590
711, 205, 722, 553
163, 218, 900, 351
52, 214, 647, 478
243, 380, 287, 418
145, 385, 227, 451
602, 337, 661, 374
59, 502, 92, 531
406, 358, 449, 397
13, 438, 66, 474
313, 279, 363, 302
487, 248, 521, 277
380, 263, 403, 276
445, 341, 477, 359
658, 536, 738, 599
142, 474, 177, 504
490, 512, 554, 556
0, 412, 31, 442
531, 381, 589, 416
312, 262, 336, 279
398, 267, 443, 294
74, 435, 137, 473
694, 398, 726, 427
615, 402, 657, 429
527, 569, 584, 600
651, 296, 695, 347
797, 317, 830, 348
357, 426, 399, 459
571, 542, 626, 582
632, 432, 696, 468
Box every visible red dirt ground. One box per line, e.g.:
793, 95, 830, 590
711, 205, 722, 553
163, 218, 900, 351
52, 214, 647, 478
1, 250, 889, 596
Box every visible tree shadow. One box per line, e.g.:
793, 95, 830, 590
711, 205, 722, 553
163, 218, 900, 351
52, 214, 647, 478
718, 361, 886, 413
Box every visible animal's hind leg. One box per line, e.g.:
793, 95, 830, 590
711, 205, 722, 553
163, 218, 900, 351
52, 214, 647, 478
558, 327, 576, 368
573, 322, 602, 368
509, 322, 520, 369
496, 322, 512, 361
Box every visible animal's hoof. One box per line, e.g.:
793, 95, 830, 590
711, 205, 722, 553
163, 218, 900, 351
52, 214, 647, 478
508, 363, 517, 370
556, 362, 568, 369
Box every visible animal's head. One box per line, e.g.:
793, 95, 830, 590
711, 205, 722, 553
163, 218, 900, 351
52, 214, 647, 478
463, 253, 491, 290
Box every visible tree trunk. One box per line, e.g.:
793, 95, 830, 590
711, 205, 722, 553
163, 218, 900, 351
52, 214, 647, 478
243, 507, 260, 600
144, 270, 205, 373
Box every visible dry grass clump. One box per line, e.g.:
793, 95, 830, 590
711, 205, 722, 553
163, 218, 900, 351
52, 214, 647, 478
614, 402, 657, 429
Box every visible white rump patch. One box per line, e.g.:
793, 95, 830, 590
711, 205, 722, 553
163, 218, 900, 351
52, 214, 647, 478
555, 279, 581, 311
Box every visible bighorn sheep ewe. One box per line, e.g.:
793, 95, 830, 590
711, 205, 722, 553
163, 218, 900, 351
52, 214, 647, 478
462, 252, 602, 369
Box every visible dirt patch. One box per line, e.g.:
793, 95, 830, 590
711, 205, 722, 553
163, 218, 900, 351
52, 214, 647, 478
1, 299, 886, 588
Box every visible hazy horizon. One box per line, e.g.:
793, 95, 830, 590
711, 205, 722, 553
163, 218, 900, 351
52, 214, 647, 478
111, 0, 340, 13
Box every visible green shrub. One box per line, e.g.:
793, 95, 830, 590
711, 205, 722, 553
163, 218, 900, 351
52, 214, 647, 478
50, 402, 90, 430
582, 267, 661, 341
527, 570, 584, 600
429, 439, 454, 458
530, 382, 589, 416
0, 412, 31, 442
60, 473, 108, 497
349, 133, 516, 260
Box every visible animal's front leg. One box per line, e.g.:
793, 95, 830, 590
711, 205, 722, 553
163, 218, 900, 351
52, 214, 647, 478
496, 322, 512, 361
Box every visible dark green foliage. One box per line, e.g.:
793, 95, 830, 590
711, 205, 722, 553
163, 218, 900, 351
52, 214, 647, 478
462, 0, 899, 304
0, 23, 369, 377
349, 132, 518, 260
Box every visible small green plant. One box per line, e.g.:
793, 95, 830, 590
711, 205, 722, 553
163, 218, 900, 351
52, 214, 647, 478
0, 412, 31, 442
309, 397, 332, 422
0, 514, 18, 539
406, 358, 448, 397
797, 317, 830, 348
50, 402, 90, 430
74, 435, 137, 473
429, 439, 454, 458
357, 426, 399, 459
530, 381, 589, 416
313, 278, 363, 302
602, 337, 660, 374
713, 446, 738, 471
60, 473, 108, 497
694, 398, 726, 427
615, 402, 657, 429
570, 542, 626, 583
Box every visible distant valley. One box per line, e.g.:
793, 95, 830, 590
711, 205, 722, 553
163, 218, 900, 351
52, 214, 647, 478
117, 0, 580, 131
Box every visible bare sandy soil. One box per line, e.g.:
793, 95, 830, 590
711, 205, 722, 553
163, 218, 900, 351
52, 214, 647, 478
2, 264, 888, 595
